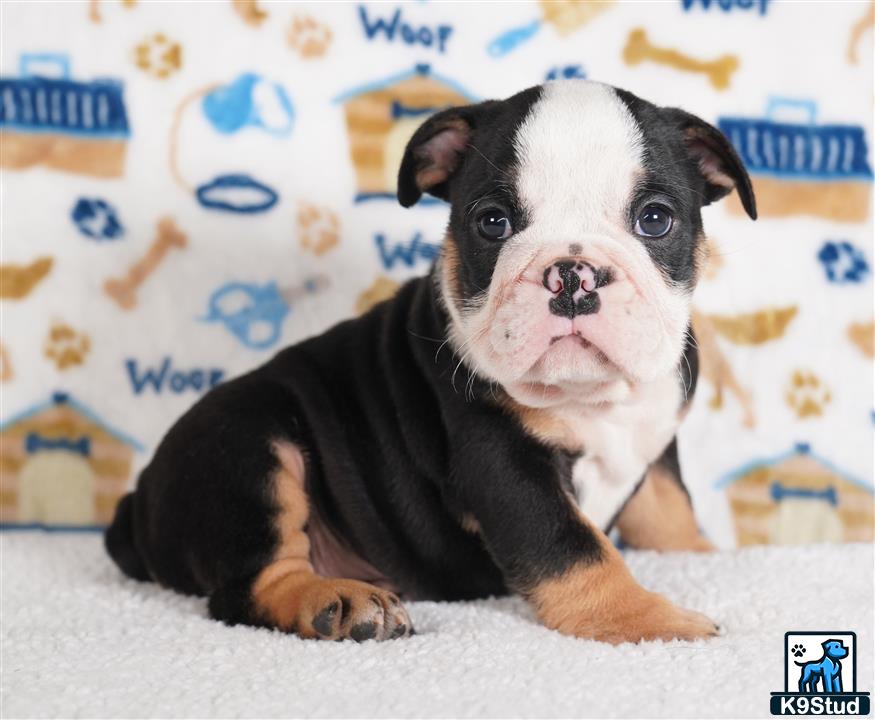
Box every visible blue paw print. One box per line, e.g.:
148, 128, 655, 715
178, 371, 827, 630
545, 64, 587, 81
71, 198, 124, 241
818, 241, 869, 284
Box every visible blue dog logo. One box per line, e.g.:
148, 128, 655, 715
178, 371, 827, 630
771, 631, 869, 716
796, 639, 848, 693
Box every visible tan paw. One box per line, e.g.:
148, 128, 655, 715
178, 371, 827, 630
533, 557, 719, 645
570, 591, 720, 645
295, 579, 413, 642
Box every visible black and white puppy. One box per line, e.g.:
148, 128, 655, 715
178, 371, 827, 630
106, 80, 756, 644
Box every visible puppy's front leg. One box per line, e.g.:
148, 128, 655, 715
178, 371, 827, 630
452, 425, 718, 644
615, 439, 716, 553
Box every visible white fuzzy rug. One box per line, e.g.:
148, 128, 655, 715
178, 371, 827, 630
1, 534, 872, 719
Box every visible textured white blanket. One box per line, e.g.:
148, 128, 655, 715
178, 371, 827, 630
2, 534, 872, 719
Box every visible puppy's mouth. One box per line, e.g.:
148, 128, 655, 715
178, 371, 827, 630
545, 332, 611, 365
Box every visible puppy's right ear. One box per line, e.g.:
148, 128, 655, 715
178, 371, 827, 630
397, 105, 482, 208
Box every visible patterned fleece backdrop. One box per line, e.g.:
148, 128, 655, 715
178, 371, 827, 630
1, 0, 873, 548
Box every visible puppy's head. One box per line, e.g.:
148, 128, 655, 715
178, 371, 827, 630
398, 80, 756, 407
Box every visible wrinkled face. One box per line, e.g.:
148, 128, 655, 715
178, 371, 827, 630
398, 80, 755, 408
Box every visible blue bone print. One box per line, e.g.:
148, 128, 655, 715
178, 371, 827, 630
25, 432, 90, 456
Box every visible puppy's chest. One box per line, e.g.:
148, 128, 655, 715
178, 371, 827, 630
558, 379, 681, 530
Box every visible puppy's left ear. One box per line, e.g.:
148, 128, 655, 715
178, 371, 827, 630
397, 104, 490, 208
665, 108, 757, 220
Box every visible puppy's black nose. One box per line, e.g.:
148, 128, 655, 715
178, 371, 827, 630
542, 260, 613, 319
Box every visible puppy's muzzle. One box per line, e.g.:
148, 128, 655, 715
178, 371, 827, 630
542, 259, 614, 318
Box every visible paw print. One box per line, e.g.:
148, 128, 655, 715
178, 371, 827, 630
297, 202, 339, 256
818, 241, 869, 284
44, 321, 91, 371
134, 33, 182, 79
71, 198, 124, 241
792, 644, 806, 658
287, 15, 332, 58
786, 370, 831, 419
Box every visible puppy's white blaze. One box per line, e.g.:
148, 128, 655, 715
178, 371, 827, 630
514, 81, 644, 234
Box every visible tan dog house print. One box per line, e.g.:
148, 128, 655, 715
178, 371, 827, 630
717, 443, 874, 546
334, 64, 476, 203
0, 392, 142, 529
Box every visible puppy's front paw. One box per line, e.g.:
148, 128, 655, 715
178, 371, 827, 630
564, 590, 719, 645
533, 560, 719, 645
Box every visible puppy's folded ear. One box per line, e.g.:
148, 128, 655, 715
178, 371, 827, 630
397, 104, 488, 208
664, 108, 757, 220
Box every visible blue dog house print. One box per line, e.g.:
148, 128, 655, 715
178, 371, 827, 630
716, 443, 874, 546
0, 53, 130, 178
718, 98, 873, 222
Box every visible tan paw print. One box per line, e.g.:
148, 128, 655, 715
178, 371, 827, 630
297, 202, 339, 256
134, 33, 182, 79
44, 322, 91, 371
287, 15, 333, 58
785, 370, 831, 419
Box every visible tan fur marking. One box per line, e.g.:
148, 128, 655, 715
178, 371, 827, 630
441, 232, 464, 311
616, 464, 715, 552
498, 394, 582, 452
531, 516, 718, 643
250, 442, 412, 640
271, 442, 312, 567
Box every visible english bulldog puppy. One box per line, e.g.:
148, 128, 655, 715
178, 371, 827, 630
106, 80, 756, 644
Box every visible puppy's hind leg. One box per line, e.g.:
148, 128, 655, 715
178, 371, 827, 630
208, 442, 413, 641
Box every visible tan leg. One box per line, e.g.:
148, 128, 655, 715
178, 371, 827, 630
530, 514, 718, 644
616, 465, 715, 552
248, 442, 412, 641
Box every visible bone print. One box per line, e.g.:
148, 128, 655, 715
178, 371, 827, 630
623, 28, 738, 90
104, 218, 187, 310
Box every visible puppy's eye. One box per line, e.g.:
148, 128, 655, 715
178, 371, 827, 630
476, 209, 513, 241
634, 204, 673, 238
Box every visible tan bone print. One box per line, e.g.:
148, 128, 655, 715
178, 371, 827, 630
104, 218, 187, 310
623, 28, 738, 90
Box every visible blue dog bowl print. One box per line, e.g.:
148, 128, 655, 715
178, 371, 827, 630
195, 173, 279, 214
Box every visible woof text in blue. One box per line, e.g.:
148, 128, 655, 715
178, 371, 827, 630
358, 5, 452, 53
126, 357, 224, 395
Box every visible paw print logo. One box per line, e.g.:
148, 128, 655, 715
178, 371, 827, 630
786, 370, 831, 419
792, 643, 806, 658
44, 321, 91, 371
134, 33, 182, 79
297, 202, 339, 256
287, 15, 333, 58
818, 241, 869, 284
71, 198, 124, 241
